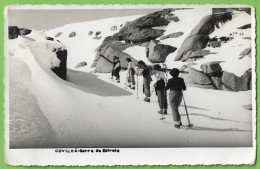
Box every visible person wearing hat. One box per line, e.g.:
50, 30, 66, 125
166, 68, 186, 128
126, 58, 136, 89
136, 60, 152, 102
153, 64, 168, 114
111, 56, 121, 83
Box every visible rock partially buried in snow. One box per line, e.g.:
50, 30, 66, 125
95, 31, 101, 36
239, 48, 251, 56
210, 41, 221, 48
88, 31, 93, 36
45, 37, 54, 41
237, 24, 251, 29
168, 16, 180, 22
189, 50, 210, 59
242, 104, 252, 110
200, 61, 222, 75
110, 26, 117, 31
160, 32, 184, 40
69, 32, 76, 37
75, 61, 87, 68
55, 32, 62, 37
148, 40, 177, 63
20, 28, 32, 36
51, 49, 67, 80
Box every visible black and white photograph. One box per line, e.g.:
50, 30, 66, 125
5, 5, 256, 165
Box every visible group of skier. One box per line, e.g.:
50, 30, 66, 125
110, 55, 187, 128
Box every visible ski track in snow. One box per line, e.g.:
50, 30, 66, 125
7, 9, 253, 148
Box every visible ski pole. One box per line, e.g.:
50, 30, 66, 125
182, 94, 193, 128
136, 74, 139, 99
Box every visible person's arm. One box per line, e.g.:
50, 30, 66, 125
114, 62, 120, 69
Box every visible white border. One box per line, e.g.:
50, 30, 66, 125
4, 4, 256, 166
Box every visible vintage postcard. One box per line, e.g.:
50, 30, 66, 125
4, 4, 256, 166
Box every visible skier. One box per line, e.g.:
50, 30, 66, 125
166, 68, 187, 128
136, 60, 152, 102
111, 56, 121, 83
153, 64, 168, 114
125, 58, 136, 89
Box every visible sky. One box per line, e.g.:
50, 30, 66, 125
8, 9, 162, 31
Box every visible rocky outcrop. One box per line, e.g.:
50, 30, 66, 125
179, 66, 215, 89
9, 26, 20, 39
147, 40, 177, 63
75, 61, 87, 68
115, 9, 174, 43
175, 12, 232, 61
200, 61, 222, 75
69, 32, 76, 37
179, 65, 251, 92
160, 32, 184, 40
92, 40, 136, 73
51, 49, 67, 80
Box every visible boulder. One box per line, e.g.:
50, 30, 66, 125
127, 28, 165, 43
88, 31, 93, 36
75, 61, 87, 68
241, 69, 252, 90
242, 105, 252, 110
179, 66, 215, 89
116, 9, 173, 43
20, 28, 32, 35
55, 32, 62, 37
9, 26, 20, 39
175, 12, 232, 61
175, 34, 209, 61
69, 32, 76, 37
95, 31, 101, 36
168, 16, 180, 22
237, 24, 251, 29
51, 49, 67, 80
189, 50, 210, 58
220, 71, 245, 91
45, 37, 54, 41
110, 26, 117, 31
92, 40, 136, 73
148, 40, 177, 63
160, 32, 184, 40
239, 48, 251, 56
210, 41, 221, 48
200, 61, 222, 75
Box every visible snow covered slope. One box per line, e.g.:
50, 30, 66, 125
7, 8, 253, 148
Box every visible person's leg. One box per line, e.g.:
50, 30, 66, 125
169, 91, 182, 123
157, 89, 164, 113
130, 69, 135, 88
143, 78, 150, 102
163, 88, 168, 114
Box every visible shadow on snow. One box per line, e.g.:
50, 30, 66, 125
66, 69, 132, 97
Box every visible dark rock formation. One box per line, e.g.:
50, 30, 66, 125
45, 37, 54, 41
200, 61, 222, 75
9, 26, 20, 39
175, 12, 232, 61
148, 40, 177, 63
95, 31, 101, 36
237, 24, 251, 29
160, 32, 184, 40
51, 49, 67, 80
212, 8, 251, 15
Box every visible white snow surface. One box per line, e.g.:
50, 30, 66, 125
7, 9, 253, 148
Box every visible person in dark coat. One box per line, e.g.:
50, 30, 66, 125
136, 60, 152, 102
166, 68, 186, 128
153, 64, 168, 114
111, 56, 121, 83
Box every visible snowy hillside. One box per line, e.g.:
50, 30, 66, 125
7, 7, 253, 148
